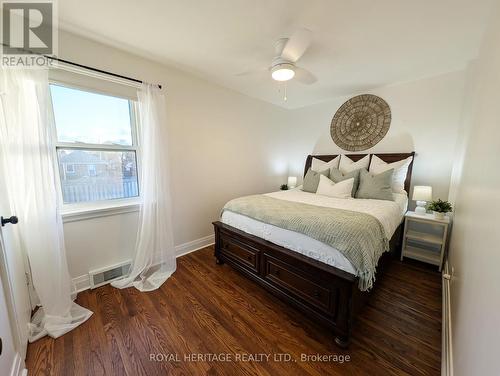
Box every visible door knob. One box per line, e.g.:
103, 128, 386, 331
1, 216, 18, 227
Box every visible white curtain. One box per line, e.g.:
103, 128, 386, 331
112, 83, 176, 292
0, 68, 92, 341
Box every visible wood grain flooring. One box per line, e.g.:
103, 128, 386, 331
26, 246, 442, 375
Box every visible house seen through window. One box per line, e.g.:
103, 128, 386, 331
50, 84, 139, 204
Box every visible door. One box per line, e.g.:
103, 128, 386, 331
0, 176, 32, 359
0, 261, 18, 373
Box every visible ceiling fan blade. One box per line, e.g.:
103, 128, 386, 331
280, 28, 312, 63
295, 66, 317, 85
235, 68, 268, 77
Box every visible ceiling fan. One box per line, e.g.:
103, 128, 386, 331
238, 28, 317, 84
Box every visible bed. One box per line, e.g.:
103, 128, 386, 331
212, 152, 415, 347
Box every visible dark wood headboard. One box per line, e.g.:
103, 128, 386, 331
304, 152, 415, 193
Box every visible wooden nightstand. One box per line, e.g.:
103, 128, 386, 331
401, 211, 450, 271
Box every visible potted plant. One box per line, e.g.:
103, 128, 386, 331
280, 184, 289, 191
426, 199, 452, 219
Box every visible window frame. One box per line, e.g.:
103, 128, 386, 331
49, 81, 142, 217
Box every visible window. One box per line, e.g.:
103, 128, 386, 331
88, 164, 97, 177
50, 84, 139, 205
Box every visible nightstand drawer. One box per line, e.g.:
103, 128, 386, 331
406, 238, 441, 253
404, 245, 441, 265
406, 230, 443, 245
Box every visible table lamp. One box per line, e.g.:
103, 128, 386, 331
412, 186, 432, 215
287, 176, 297, 189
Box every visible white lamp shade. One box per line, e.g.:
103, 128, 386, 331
412, 186, 432, 201
287, 176, 297, 188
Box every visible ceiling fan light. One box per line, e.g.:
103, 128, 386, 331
271, 64, 295, 81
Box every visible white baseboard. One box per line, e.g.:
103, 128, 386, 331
71, 234, 215, 293
175, 234, 215, 257
442, 260, 453, 376
10, 353, 26, 376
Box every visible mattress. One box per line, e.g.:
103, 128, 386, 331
221, 189, 408, 276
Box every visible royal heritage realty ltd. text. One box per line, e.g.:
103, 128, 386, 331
150, 353, 351, 364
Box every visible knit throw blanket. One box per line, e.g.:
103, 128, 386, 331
223, 195, 389, 291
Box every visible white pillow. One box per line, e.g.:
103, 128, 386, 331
339, 155, 370, 174
311, 156, 340, 173
369, 155, 413, 194
316, 175, 354, 199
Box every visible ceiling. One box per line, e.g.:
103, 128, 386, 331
58, 0, 493, 109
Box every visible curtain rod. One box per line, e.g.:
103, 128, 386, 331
1, 43, 162, 89
45, 55, 162, 90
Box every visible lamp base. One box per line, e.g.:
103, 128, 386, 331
415, 201, 427, 215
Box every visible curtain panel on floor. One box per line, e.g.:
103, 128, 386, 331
112, 83, 176, 292
0, 68, 92, 341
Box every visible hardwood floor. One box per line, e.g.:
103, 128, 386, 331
26, 246, 442, 375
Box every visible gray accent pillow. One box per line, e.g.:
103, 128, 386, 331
302, 168, 329, 193
330, 167, 361, 197
355, 168, 395, 201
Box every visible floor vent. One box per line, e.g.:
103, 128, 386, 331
89, 260, 132, 289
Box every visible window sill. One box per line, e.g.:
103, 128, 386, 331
61, 200, 140, 223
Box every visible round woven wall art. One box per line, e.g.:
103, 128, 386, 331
330, 94, 391, 151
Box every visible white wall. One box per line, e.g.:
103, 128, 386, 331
58, 31, 292, 278
285, 71, 466, 204
447, 4, 500, 375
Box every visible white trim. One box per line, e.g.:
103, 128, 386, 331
175, 234, 215, 257
10, 353, 26, 376
71, 234, 215, 293
442, 260, 453, 376
62, 201, 140, 223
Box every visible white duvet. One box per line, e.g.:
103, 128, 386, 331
221, 189, 407, 276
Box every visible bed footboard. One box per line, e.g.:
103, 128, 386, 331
213, 220, 361, 347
